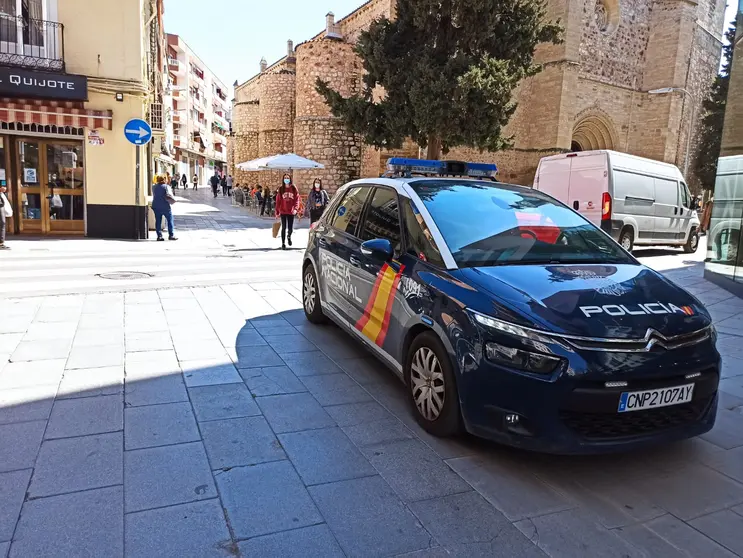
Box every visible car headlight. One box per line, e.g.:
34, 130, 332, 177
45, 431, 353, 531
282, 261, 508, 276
468, 309, 555, 343
485, 342, 562, 374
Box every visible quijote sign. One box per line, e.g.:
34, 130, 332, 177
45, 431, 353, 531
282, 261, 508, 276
0, 68, 87, 101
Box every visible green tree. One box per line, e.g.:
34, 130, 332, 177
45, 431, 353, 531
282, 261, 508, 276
694, 20, 737, 192
316, 0, 562, 160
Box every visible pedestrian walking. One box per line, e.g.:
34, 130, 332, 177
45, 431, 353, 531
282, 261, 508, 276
308, 178, 329, 224
210, 172, 220, 198
220, 174, 228, 196
151, 175, 178, 241
260, 185, 270, 216
0, 184, 11, 250
275, 173, 300, 250
192, 174, 198, 190
170, 173, 179, 190
226, 175, 234, 197
181, 174, 188, 189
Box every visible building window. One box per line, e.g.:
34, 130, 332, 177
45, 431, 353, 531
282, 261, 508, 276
0, 0, 44, 47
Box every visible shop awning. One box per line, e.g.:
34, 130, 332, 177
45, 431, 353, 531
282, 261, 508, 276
0, 101, 113, 130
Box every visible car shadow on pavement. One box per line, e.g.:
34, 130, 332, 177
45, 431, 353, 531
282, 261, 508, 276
1, 302, 741, 556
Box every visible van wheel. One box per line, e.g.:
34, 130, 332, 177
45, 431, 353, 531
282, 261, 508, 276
619, 228, 634, 252
405, 331, 462, 437
684, 229, 699, 254
302, 264, 328, 324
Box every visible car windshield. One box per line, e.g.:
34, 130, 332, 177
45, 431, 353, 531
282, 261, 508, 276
411, 180, 634, 268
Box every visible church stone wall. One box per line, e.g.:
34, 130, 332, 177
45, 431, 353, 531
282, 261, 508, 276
579, 0, 652, 89
293, 39, 363, 194
229, 0, 726, 194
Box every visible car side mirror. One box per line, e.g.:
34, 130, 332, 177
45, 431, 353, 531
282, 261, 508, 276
360, 238, 394, 262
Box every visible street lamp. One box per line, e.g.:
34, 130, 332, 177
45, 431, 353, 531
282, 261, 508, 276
648, 87, 696, 178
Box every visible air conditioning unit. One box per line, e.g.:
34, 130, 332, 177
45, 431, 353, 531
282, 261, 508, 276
149, 103, 163, 131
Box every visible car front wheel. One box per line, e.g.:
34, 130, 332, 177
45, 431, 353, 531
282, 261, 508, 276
405, 331, 461, 437
303, 264, 327, 324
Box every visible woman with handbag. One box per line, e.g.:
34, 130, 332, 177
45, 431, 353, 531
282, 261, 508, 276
0, 184, 11, 250
151, 175, 178, 241
275, 173, 300, 250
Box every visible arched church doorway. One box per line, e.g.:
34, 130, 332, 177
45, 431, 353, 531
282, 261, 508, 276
571, 114, 617, 151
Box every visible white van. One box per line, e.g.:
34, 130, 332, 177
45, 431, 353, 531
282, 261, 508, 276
533, 150, 700, 253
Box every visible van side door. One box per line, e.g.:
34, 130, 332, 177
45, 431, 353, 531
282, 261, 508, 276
652, 177, 680, 243
613, 170, 654, 243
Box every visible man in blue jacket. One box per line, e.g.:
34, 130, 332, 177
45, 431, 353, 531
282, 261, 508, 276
152, 175, 177, 241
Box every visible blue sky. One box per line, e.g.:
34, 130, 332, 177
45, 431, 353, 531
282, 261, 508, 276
164, 0, 364, 92
165, 0, 741, 96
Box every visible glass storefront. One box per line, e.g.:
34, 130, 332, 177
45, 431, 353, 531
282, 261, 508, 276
705, 8, 743, 294
5, 137, 86, 235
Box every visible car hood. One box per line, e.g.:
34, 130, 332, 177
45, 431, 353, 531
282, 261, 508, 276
459, 263, 710, 339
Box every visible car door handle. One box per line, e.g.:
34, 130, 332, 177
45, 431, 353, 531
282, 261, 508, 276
349, 256, 361, 267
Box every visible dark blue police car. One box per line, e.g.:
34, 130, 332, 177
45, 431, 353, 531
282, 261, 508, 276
301, 158, 720, 454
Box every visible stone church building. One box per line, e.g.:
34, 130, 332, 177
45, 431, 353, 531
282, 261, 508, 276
228, 0, 728, 192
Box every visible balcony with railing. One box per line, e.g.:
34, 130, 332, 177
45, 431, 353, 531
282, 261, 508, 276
0, 14, 64, 71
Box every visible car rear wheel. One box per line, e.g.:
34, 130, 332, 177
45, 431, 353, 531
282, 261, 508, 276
303, 264, 327, 324
405, 331, 461, 437
684, 228, 699, 253
619, 228, 634, 252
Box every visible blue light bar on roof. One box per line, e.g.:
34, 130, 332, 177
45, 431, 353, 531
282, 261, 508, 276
386, 157, 497, 179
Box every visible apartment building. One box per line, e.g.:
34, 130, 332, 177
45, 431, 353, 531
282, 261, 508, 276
0, 0, 165, 240
166, 34, 229, 186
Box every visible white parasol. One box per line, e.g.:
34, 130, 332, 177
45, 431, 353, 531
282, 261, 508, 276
236, 153, 325, 171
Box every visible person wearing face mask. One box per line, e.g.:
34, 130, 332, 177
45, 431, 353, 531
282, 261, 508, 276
308, 178, 329, 225
275, 173, 300, 250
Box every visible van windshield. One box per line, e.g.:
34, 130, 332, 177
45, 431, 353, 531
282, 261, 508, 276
411, 180, 634, 268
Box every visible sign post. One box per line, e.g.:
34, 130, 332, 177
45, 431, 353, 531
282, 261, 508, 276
124, 119, 153, 239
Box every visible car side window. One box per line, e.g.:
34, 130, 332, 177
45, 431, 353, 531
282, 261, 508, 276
401, 199, 445, 267
359, 188, 402, 251
331, 186, 369, 237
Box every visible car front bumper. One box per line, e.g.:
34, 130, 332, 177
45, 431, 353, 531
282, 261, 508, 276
457, 355, 720, 455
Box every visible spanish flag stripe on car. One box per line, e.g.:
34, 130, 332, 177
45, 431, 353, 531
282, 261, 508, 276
356, 264, 404, 346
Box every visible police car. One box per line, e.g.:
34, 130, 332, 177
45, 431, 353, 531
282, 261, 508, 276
302, 158, 720, 454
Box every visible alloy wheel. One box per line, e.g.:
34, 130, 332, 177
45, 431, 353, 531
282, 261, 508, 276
690, 234, 698, 251
303, 271, 316, 315
621, 236, 632, 250
410, 347, 445, 421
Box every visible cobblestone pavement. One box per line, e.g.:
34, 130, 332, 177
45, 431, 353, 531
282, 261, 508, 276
1, 193, 743, 557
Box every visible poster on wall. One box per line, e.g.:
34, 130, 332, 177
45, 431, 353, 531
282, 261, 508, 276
24, 168, 37, 183
88, 130, 104, 146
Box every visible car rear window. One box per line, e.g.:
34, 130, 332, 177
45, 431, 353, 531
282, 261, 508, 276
410, 180, 634, 267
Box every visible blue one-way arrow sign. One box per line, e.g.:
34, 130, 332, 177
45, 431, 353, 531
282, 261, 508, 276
124, 119, 152, 145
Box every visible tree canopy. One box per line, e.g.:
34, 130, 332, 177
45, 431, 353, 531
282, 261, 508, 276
694, 20, 737, 192
316, 0, 562, 159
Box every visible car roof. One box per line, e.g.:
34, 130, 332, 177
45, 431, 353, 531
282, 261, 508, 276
339, 176, 531, 197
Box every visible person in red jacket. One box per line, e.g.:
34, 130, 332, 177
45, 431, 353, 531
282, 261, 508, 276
275, 173, 300, 250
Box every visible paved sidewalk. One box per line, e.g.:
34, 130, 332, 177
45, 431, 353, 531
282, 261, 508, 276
0, 260, 743, 557
2, 190, 743, 557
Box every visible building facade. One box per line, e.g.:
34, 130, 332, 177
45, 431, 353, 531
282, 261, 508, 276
1, 0, 166, 240
229, 0, 727, 194
166, 34, 229, 187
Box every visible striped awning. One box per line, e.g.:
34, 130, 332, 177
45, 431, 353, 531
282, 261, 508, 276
0, 99, 113, 130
